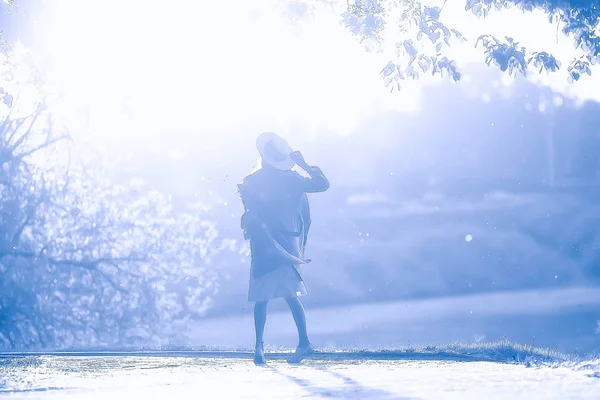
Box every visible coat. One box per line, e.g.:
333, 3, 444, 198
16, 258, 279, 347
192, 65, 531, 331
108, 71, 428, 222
238, 165, 329, 278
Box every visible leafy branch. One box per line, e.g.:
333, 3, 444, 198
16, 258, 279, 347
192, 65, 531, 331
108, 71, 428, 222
341, 0, 600, 89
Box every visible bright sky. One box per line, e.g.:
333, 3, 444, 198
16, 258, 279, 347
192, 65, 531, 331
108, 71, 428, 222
3, 0, 599, 152
28, 0, 414, 147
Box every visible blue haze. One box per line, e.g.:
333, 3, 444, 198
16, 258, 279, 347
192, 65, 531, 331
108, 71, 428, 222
0, 15, 598, 355
103, 66, 600, 354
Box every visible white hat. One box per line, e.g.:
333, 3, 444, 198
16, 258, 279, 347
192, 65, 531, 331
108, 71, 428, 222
256, 132, 294, 170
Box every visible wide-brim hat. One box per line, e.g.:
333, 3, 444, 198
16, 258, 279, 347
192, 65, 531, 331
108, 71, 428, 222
256, 132, 294, 170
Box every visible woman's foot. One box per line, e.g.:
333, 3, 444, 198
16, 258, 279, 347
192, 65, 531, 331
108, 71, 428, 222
254, 342, 266, 365
287, 342, 314, 364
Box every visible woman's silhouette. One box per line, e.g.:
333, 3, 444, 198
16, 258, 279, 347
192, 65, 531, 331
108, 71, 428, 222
238, 132, 329, 365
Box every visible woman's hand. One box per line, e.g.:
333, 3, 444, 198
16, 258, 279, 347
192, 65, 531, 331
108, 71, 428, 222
291, 150, 329, 192
291, 151, 309, 169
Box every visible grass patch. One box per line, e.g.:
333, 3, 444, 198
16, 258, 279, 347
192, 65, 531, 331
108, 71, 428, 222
314, 339, 574, 364
424, 340, 572, 363
1, 340, 584, 366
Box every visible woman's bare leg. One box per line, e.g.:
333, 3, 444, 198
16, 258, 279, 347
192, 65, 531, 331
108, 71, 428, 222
254, 301, 268, 348
253, 301, 268, 364
285, 297, 310, 347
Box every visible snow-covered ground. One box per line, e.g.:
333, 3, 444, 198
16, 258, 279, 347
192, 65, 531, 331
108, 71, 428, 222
1, 355, 599, 399
2, 287, 598, 399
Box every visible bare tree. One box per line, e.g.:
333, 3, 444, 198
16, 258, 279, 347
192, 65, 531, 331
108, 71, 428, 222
0, 111, 228, 350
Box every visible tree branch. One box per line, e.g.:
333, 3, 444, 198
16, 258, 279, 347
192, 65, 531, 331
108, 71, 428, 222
14, 134, 70, 161
7, 113, 39, 154
11, 195, 40, 246
0, 251, 147, 294
1, 116, 25, 147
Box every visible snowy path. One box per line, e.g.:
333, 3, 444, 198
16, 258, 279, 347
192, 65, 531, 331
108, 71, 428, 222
1, 356, 599, 400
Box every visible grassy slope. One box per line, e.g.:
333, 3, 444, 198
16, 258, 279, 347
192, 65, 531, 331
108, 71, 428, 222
210, 191, 599, 317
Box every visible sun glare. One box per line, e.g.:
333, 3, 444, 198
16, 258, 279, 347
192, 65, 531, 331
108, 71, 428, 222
22, 0, 596, 154
23, 0, 421, 151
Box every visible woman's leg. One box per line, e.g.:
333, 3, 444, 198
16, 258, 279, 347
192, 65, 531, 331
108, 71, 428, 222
285, 297, 310, 347
254, 301, 268, 348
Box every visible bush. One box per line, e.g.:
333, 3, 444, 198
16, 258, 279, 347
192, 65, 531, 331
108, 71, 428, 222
0, 112, 230, 350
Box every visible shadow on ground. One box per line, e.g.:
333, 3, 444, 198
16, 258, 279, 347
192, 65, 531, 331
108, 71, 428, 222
269, 363, 421, 400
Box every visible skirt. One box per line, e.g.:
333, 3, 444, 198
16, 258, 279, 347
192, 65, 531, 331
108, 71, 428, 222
248, 265, 307, 302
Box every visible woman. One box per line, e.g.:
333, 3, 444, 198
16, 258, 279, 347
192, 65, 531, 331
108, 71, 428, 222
238, 132, 329, 365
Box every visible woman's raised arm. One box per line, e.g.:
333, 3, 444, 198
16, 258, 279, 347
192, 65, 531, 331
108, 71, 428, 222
290, 151, 330, 193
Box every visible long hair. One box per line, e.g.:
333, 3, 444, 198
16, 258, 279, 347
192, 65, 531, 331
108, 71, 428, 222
238, 157, 263, 240
249, 157, 262, 175
238, 157, 262, 195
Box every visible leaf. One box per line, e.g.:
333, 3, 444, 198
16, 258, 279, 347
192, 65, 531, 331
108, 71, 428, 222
571, 71, 581, 81
451, 28, 467, 43
428, 30, 441, 43
422, 56, 432, 71
435, 42, 443, 53
475, 35, 488, 48
424, 6, 441, 21
380, 61, 395, 77
588, 55, 598, 65
3, 93, 13, 108
556, 59, 562, 69
437, 22, 451, 37
465, 0, 479, 11
403, 39, 418, 57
